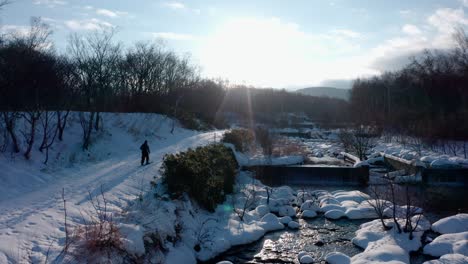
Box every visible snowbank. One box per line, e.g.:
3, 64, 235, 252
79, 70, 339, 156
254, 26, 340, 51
423, 254, 468, 264
350, 217, 431, 264
432, 214, 468, 234
423, 231, 468, 257
325, 252, 351, 264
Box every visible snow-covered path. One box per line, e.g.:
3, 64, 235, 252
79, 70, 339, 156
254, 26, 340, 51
0, 119, 222, 263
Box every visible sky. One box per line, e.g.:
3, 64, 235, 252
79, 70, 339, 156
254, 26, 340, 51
2, 0, 468, 89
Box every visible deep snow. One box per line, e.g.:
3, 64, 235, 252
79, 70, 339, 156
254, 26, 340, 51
0, 113, 222, 263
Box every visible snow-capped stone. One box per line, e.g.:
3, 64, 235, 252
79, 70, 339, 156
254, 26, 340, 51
216, 261, 234, 264
279, 216, 293, 225
319, 204, 345, 213
301, 210, 317, 218
299, 254, 313, 263
297, 251, 308, 260
432, 214, 468, 234
325, 252, 351, 264
255, 205, 270, 217
288, 221, 300, 229
423, 231, 468, 257
325, 209, 345, 219
423, 253, 468, 264
259, 213, 284, 232
300, 200, 319, 211
278, 205, 296, 217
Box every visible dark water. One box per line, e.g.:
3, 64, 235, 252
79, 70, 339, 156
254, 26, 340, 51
210, 217, 367, 264
210, 185, 467, 264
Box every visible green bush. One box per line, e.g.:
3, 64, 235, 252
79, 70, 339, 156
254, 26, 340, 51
161, 144, 238, 211
222, 129, 255, 153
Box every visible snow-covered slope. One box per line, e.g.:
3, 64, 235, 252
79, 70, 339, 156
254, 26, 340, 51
0, 112, 223, 263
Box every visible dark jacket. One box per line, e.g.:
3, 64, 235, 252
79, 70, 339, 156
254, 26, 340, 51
140, 142, 150, 154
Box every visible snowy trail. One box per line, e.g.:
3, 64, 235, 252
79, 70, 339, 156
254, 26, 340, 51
0, 130, 222, 263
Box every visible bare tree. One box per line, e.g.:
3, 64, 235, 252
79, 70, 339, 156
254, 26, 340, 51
39, 111, 59, 164
366, 185, 391, 230
1, 112, 20, 152
233, 183, 258, 222
68, 28, 121, 149
21, 110, 41, 159
339, 126, 377, 160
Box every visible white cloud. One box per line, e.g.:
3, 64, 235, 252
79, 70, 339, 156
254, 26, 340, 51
428, 8, 468, 32
96, 8, 128, 18
163, 1, 185, 10
33, 0, 67, 8
65, 18, 113, 31
368, 8, 468, 73
0, 25, 30, 36
402, 24, 422, 35
152, 32, 194, 40
460, 0, 468, 7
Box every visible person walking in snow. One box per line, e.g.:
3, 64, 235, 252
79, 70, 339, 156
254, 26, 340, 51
140, 140, 150, 165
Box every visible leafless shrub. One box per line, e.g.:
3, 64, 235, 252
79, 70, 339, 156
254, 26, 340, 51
339, 126, 377, 160
233, 183, 258, 222
61, 185, 127, 263
366, 185, 392, 230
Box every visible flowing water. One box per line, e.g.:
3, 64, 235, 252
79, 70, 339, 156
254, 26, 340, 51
210, 184, 467, 264
210, 216, 367, 263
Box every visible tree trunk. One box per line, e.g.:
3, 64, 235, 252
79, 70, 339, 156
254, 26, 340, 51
3, 112, 20, 153
56, 110, 70, 141
24, 114, 38, 160
95, 111, 100, 131
83, 112, 95, 150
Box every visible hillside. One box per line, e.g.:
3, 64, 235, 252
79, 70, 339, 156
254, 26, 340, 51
295, 86, 350, 100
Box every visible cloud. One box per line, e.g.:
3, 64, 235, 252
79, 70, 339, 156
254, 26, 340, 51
0, 25, 30, 36
96, 8, 128, 18
428, 8, 468, 32
152, 32, 194, 40
460, 0, 468, 7
65, 18, 113, 31
368, 8, 468, 73
33, 0, 67, 8
163, 1, 185, 10
402, 24, 422, 35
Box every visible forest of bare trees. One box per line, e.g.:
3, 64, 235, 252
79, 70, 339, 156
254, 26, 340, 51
349, 30, 468, 146
0, 18, 349, 155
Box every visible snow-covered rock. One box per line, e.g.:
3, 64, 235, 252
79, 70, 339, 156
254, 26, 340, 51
216, 261, 234, 264
297, 251, 308, 260
300, 200, 319, 211
279, 216, 292, 224
278, 205, 296, 217
423, 231, 468, 257
325, 209, 345, 219
432, 214, 468, 234
325, 252, 351, 264
255, 205, 270, 217
299, 254, 314, 263
423, 253, 468, 264
351, 218, 430, 264
345, 206, 378, 220
333, 191, 370, 203
259, 213, 285, 232
319, 204, 345, 213
301, 210, 317, 218
288, 221, 300, 229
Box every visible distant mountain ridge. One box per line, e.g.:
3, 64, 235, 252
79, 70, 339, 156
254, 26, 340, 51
295, 86, 350, 100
